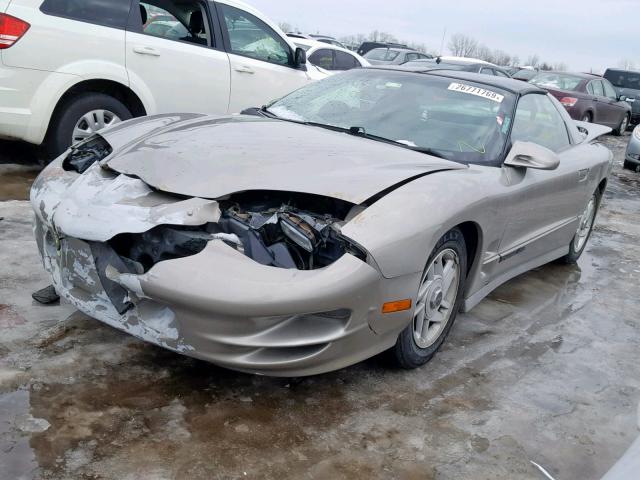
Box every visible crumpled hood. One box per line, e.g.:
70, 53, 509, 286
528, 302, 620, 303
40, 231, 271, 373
100, 114, 465, 205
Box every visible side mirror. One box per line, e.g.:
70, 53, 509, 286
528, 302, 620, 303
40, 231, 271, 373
294, 47, 307, 68
504, 141, 560, 171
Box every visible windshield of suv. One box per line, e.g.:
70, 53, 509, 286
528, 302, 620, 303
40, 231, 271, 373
364, 48, 401, 61
530, 73, 584, 91
267, 69, 516, 166
604, 71, 640, 90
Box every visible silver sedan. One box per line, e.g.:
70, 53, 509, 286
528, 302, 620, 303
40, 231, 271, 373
31, 69, 612, 376
625, 125, 640, 171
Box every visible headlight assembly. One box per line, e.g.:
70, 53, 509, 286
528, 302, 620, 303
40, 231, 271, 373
62, 135, 113, 174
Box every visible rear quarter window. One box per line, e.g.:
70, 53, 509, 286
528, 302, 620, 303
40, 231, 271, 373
40, 0, 131, 29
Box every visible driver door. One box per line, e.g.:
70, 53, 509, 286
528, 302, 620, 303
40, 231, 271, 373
217, 2, 312, 113
496, 94, 589, 274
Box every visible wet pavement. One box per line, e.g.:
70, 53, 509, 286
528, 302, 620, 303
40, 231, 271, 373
0, 135, 639, 479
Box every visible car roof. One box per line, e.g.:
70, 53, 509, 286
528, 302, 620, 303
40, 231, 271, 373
369, 66, 547, 95
534, 71, 600, 80
369, 47, 419, 54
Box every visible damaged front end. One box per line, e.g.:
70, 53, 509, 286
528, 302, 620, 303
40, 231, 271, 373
108, 191, 368, 274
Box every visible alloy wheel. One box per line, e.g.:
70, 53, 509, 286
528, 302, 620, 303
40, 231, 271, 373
574, 195, 597, 253
72, 109, 121, 144
413, 249, 460, 349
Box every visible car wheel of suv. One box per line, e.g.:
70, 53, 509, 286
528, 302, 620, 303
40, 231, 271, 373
559, 191, 600, 264
614, 114, 630, 136
46, 93, 132, 160
392, 228, 467, 369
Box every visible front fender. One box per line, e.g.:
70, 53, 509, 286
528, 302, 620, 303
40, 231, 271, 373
342, 167, 500, 279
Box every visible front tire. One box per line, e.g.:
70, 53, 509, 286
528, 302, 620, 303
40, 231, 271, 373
45, 93, 132, 161
559, 191, 600, 264
392, 228, 467, 369
614, 114, 630, 136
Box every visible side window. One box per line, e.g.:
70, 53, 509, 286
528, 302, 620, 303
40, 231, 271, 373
220, 4, 291, 66
511, 94, 571, 153
309, 49, 335, 70
40, 0, 131, 29
602, 80, 618, 100
495, 69, 510, 78
587, 82, 595, 95
139, 1, 210, 46
405, 53, 419, 62
334, 51, 360, 70
480, 67, 494, 75
591, 80, 605, 97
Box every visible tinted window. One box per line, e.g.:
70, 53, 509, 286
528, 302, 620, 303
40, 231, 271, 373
604, 71, 640, 90
139, 1, 209, 46
309, 49, 334, 70
591, 80, 605, 97
220, 4, 291, 65
511, 94, 570, 152
40, 0, 131, 28
602, 80, 618, 100
334, 51, 359, 70
268, 69, 516, 166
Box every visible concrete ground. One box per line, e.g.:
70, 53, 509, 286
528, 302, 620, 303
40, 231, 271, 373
0, 135, 639, 480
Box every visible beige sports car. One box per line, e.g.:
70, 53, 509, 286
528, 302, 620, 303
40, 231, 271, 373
31, 68, 613, 376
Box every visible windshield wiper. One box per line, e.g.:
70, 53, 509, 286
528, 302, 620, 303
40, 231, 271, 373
259, 108, 447, 159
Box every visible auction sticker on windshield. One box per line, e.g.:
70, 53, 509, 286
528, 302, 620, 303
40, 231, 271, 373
448, 83, 504, 103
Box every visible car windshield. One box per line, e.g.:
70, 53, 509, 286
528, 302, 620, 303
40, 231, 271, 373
267, 69, 516, 166
604, 71, 640, 90
364, 48, 401, 61
530, 73, 583, 91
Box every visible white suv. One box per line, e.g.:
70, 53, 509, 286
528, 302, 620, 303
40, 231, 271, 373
0, 0, 320, 156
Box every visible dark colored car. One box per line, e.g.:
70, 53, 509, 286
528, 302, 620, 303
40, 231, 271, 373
401, 58, 512, 77
603, 69, 640, 126
530, 71, 631, 135
511, 68, 538, 82
357, 41, 409, 57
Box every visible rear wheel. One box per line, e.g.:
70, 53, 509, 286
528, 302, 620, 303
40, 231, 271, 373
392, 228, 467, 369
559, 192, 600, 264
614, 114, 630, 136
45, 93, 132, 161
581, 113, 592, 123
623, 160, 637, 171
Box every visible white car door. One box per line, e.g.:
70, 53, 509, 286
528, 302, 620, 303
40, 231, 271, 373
126, 0, 230, 115
217, 2, 312, 113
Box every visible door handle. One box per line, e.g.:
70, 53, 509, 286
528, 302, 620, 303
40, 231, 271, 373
133, 45, 161, 57
234, 66, 255, 74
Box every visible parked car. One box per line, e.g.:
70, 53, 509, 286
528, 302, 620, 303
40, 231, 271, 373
603, 68, 640, 126
364, 47, 432, 65
308, 34, 346, 49
31, 69, 611, 376
402, 57, 512, 77
511, 68, 538, 82
357, 41, 409, 57
292, 38, 369, 72
0, 0, 319, 157
625, 125, 640, 171
530, 72, 631, 135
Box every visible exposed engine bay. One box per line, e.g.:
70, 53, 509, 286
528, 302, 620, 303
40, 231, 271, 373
108, 191, 367, 273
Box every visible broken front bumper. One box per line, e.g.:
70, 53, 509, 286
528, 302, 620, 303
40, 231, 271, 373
31, 161, 415, 376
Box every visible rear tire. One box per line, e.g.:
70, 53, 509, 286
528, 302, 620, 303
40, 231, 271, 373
559, 191, 600, 264
613, 114, 630, 136
45, 93, 132, 162
581, 113, 592, 123
624, 160, 638, 171
392, 228, 467, 369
